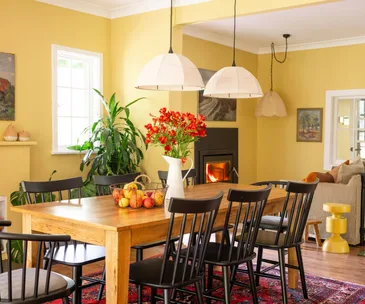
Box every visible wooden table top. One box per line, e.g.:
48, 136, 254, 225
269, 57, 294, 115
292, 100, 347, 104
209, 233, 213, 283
11, 183, 287, 232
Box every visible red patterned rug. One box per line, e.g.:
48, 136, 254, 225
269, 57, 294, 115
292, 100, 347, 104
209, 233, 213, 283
49, 269, 365, 304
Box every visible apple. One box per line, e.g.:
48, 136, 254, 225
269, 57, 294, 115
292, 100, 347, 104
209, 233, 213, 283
136, 190, 145, 198
112, 189, 121, 204
143, 197, 155, 209
124, 189, 135, 199
130, 194, 143, 209
145, 191, 153, 197
153, 191, 164, 207
124, 182, 138, 190
118, 197, 130, 208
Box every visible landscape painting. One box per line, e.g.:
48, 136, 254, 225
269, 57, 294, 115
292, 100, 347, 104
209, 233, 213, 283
198, 68, 236, 121
297, 108, 323, 142
0, 53, 15, 120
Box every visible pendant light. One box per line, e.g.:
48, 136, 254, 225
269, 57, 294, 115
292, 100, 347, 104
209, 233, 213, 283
255, 34, 290, 117
135, 0, 204, 91
203, 0, 263, 99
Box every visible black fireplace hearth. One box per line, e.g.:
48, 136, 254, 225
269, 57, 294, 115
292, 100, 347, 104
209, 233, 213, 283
194, 128, 238, 184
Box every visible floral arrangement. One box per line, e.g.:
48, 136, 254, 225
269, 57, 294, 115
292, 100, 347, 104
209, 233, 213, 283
145, 108, 207, 162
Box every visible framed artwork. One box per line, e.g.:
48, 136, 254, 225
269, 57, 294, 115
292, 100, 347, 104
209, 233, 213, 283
198, 68, 236, 121
0, 53, 15, 120
297, 108, 323, 142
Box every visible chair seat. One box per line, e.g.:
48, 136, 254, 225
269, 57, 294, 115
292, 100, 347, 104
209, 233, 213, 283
259, 216, 288, 230
236, 230, 301, 248
129, 258, 199, 289
45, 244, 105, 266
0, 268, 71, 300
131, 237, 180, 250
204, 242, 255, 265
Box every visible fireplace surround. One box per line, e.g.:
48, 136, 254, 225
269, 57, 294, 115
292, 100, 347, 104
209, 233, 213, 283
194, 128, 238, 184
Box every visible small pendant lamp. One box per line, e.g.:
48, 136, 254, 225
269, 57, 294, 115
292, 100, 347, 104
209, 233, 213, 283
135, 0, 204, 91
203, 0, 263, 99
255, 34, 290, 117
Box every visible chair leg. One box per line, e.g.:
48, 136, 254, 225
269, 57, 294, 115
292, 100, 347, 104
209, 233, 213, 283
206, 264, 213, 304
72, 265, 82, 304
62, 297, 69, 304
247, 260, 258, 304
136, 249, 143, 304
195, 280, 204, 304
278, 249, 288, 304
313, 224, 323, 247
97, 265, 106, 301
304, 224, 309, 242
296, 245, 308, 299
151, 288, 157, 304
164, 289, 171, 304
223, 266, 231, 304
256, 246, 263, 286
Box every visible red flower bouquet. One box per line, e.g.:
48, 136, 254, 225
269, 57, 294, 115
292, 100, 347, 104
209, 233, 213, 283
145, 108, 207, 162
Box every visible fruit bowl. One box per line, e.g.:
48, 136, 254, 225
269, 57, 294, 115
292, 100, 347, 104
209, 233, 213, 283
110, 175, 167, 209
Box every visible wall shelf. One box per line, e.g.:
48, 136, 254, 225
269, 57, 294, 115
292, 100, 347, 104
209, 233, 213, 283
0, 141, 37, 146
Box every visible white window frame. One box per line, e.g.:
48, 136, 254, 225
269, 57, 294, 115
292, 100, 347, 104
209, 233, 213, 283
324, 89, 365, 170
52, 44, 103, 154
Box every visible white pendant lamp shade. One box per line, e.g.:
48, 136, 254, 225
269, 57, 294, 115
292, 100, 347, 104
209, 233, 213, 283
135, 53, 204, 91
255, 91, 287, 117
203, 66, 263, 99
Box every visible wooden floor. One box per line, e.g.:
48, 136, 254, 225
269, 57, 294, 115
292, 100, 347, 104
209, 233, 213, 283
53, 240, 365, 286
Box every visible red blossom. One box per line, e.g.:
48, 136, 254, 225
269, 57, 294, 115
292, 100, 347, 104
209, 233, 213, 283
144, 108, 206, 159
158, 136, 167, 144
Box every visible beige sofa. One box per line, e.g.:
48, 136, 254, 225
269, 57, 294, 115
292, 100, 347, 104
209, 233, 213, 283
308, 174, 362, 245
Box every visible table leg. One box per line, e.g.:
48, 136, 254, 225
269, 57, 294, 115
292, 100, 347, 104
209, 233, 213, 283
22, 214, 34, 268
288, 247, 298, 289
105, 229, 131, 304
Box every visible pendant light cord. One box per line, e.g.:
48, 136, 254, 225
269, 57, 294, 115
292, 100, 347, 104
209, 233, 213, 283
270, 34, 289, 91
169, 0, 173, 53
232, 0, 237, 66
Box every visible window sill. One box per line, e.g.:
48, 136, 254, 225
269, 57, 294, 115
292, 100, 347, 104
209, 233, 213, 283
52, 150, 95, 155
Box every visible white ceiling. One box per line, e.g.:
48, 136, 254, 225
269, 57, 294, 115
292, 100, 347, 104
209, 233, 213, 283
184, 0, 365, 54
36, 0, 211, 19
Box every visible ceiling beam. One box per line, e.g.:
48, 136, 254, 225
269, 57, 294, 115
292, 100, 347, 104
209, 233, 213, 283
175, 0, 342, 25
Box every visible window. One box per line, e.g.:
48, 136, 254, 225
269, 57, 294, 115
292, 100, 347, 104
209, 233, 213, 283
324, 89, 365, 169
52, 45, 103, 154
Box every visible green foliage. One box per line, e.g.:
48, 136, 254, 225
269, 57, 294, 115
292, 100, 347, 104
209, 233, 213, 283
10, 240, 23, 264
68, 90, 147, 183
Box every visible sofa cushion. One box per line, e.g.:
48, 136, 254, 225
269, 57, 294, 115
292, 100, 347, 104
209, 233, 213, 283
337, 162, 364, 184
0, 268, 68, 300
328, 160, 350, 182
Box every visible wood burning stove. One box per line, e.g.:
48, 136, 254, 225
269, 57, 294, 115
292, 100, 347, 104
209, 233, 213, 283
194, 128, 238, 184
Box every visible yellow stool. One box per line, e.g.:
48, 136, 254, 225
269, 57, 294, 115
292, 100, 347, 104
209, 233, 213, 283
322, 203, 351, 253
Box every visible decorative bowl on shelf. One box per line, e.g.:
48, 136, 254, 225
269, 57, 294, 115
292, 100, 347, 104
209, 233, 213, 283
110, 174, 167, 209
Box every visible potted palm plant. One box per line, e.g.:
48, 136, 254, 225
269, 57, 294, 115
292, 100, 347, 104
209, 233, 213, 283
68, 90, 147, 183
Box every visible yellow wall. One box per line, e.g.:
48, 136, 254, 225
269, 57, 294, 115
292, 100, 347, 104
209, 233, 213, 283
1, 0, 111, 183
111, 9, 173, 181
257, 44, 365, 181
1, 0, 111, 230
182, 35, 259, 184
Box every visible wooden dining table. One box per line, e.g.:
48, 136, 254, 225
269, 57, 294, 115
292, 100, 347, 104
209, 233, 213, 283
11, 182, 299, 304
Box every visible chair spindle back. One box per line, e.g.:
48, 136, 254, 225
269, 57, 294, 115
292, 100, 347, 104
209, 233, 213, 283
217, 186, 272, 264
21, 177, 83, 204
0, 221, 70, 302
273, 179, 319, 247
160, 192, 223, 286
93, 173, 139, 196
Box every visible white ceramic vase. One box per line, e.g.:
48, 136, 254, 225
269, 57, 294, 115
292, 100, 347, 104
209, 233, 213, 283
162, 155, 193, 214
